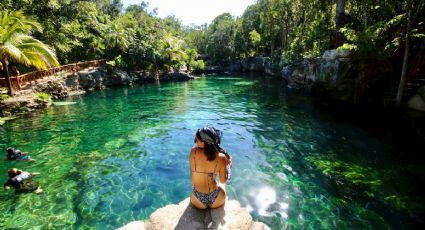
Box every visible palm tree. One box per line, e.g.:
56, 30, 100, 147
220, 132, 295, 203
105, 23, 131, 58
0, 11, 59, 96
159, 34, 187, 72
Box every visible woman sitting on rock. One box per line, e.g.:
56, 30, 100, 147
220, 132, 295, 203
190, 126, 232, 209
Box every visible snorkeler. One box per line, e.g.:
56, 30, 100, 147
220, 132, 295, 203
5, 147, 35, 162
4, 168, 42, 194
189, 126, 232, 209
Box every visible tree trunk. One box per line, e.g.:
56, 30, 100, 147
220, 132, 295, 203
2, 60, 14, 96
396, 0, 414, 106
363, 2, 368, 29
335, 0, 346, 31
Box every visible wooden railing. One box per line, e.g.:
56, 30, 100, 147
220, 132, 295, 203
0, 59, 106, 90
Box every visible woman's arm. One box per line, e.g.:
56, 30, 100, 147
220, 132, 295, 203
222, 149, 232, 168
30, 172, 40, 177
189, 148, 195, 180
218, 154, 227, 189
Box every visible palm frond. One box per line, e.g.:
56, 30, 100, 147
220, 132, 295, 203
17, 38, 59, 69
0, 11, 59, 71
0, 44, 31, 66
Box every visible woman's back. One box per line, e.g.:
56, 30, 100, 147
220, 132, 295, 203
190, 147, 227, 193
189, 126, 229, 209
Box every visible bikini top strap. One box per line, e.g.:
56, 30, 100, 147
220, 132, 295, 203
213, 154, 219, 175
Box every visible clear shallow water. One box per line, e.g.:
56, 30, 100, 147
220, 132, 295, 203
0, 75, 422, 229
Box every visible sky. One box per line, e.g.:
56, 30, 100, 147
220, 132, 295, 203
122, 0, 257, 26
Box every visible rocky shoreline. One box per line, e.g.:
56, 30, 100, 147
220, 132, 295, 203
207, 49, 425, 111
118, 198, 270, 230
0, 66, 194, 119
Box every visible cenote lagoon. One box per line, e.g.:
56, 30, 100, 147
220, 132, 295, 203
0, 75, 422, 229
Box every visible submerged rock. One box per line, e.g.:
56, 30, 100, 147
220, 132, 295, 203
118, 198, 270, 230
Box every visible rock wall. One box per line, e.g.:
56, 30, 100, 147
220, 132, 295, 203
226, 57, 281, 77
281, 49, 357, 102
0, 67, 193, 117
118, 198, 270, 230
60, 67, 193, 91
205, 57, 281, 76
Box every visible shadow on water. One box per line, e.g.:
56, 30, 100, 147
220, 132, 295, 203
309, 99, 425, 228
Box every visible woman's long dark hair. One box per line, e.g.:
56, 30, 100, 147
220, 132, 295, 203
195, 126, 225, 161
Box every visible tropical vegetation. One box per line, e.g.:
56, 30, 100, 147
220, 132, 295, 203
0, 0, 423, 101
0, 11, 59, 95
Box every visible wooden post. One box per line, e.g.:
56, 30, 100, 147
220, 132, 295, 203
2, 60, 14, 96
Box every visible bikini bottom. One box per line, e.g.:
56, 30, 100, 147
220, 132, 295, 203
192, 186, 222, 208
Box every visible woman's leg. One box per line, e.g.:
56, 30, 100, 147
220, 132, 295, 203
190, 193, 207, 209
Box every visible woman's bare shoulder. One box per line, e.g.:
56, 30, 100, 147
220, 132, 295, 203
218, 153, 227, 164
190, 147, 199, 156
218, 152, 227, 158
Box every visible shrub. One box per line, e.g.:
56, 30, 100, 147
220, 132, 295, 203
190, 60, 206, 75
36, 92, 50, 103
0, 94, 10, 101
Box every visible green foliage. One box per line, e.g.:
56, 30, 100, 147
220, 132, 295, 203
249, 29, 262, 57
340, 27, 358, 43
189, 60, 206, 75
36, 92, 50, 102
110, 55, 126, 69
1, 0, 420, 72
0, 93, 10, 101
184, 0, 421, 66
184, 27, 208, 54
249, 29, 261, 46
282, 37, 303, 64
157, 34, 188, 72
337, 43, 358, 52
205, 13, 237, 65
0, 11, 60, 70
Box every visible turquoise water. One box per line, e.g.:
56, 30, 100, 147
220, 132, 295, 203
0, 75, 421, 229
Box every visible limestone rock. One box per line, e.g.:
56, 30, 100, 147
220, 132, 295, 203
78, 67, 107, 90
118, 221, 145, 230
118, 198, 270, 230
33, 80, 69, 99
205, 66, 223, 74
107, 68, 133, 86
170, 72, 193, 80
64, 74, 80, 89
322, 49, 350, 61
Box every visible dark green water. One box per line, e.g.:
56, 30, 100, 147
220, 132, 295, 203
0, 76, 422, 229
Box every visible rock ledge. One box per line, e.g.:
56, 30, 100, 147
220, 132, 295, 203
118, 198, 270, 230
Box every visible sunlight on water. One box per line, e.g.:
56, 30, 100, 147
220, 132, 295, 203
246, 186, 279, 217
